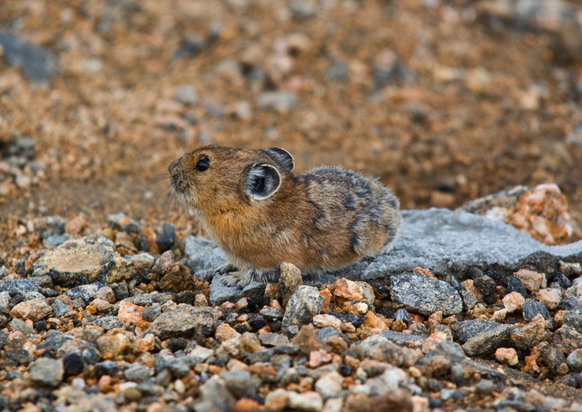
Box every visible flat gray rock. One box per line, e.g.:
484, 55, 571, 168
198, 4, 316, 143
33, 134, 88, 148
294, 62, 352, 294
363, 209, 582, 280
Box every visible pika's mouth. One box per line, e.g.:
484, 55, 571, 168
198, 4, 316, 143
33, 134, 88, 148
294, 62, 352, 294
168, 160, 191, 196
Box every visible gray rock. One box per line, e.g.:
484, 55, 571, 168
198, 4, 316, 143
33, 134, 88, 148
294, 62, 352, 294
44, 235, 66, 250
66, 283, 104, 304
28, 275, 53, 289
0, 32, 59, 83
315, 371, 343, 399
210, 277, 266, 306
390, 272, 463, 316
563, 308, 582, 333
142, 305, 162, 322
194, 375, 236, 412
510, 316, 549, 350
362, 209, 582, 281
0, 278, 40, 295
52, 299, 71, 317
137, 382, 164, 397
0, 291, 10, 311
258, 91, 298, 114
145, 304, 217, 340
11, 318, 36, 335
260, 332, 289, 347
30, 358, 64, 387
380, 330, 426, 346
358, 335, 404, 366
521, 299, 550, 322
90, 316, 122, 331
0, 266, 8, 279
62, 393, 116, 412
184, 236, 228, 279
174, 85, 198, 105
260, 306, 284, 321
123, 292, 172, 306
220, 370, 258, 399
567, 349, 582, 372
475, 379, 496, 395
541, 344, 566, 372
456, 320, 501, 344
281, 286, 325, 334
32, 235, 117, 287
462, 325, 512, 357
124, 364, 152, 383
552, 325, 582, 356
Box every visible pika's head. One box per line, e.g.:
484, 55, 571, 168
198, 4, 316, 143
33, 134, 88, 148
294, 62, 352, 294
168, 145, 294, 214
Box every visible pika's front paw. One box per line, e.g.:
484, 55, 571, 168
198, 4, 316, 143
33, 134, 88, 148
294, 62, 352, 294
216, 263, 238, 275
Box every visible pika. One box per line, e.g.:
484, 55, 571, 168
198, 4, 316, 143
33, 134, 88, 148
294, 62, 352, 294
169, 145, 402, 287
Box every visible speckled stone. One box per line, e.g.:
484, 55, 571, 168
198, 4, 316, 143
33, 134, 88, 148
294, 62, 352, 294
456, 319, 502, 344
463, 325, 512, 357
390, 272, 463, 316
30, 358, 64, 387
145, 304, 217, 340
32, 235, 117, 287
282, 286, 325, 335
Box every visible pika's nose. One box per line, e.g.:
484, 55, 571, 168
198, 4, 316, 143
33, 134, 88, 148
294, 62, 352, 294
168, 159, 180, 174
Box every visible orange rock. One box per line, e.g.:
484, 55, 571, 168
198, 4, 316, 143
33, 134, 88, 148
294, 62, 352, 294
312, 314, 341, 332
503, 291, 525, 313
461, 279, 483, 302
233, 398, 262, 411
343, 301, 368, 315
136, 333, 156, 352
554, 310, 567, 327
505, 184, 573, 245
65, 213, 89, 234
309, 349, 332, 368
413, 267, 437, 279
248, 363, 278, 382
427, 311, 443, 329
409, 313, 425, 324
495, 347, 518, 366
118, 301, 151, 330
514, 269, 547, 292
331, 278, 363, 303
319, 288, 332, 313
392, 319, 407, 332
524, 355, 541, 374
215, 324, 241, 343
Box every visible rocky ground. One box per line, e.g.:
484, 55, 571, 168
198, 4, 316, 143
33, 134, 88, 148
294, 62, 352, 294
1, 208, 582, 412
2, 0, 582, 411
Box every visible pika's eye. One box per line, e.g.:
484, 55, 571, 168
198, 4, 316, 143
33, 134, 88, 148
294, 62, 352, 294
195, 159, 210, 172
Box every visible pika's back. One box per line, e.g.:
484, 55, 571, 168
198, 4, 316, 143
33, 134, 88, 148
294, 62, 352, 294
293, 166, 401, 269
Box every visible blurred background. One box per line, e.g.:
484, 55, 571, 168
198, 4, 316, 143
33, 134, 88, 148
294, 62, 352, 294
1, 0, 582, 241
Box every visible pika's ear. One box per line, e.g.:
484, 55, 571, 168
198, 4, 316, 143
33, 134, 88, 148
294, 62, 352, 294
245, 163, 282, 200
263, 147, 294, 173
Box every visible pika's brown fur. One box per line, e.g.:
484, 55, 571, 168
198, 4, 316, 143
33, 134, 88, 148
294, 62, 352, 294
169, 145, 401, 287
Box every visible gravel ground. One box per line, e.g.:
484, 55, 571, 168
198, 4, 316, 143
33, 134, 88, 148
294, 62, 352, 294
2, 0, 582, 411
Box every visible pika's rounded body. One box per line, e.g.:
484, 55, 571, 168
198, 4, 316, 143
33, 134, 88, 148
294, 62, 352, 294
169, 145, 401, 286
